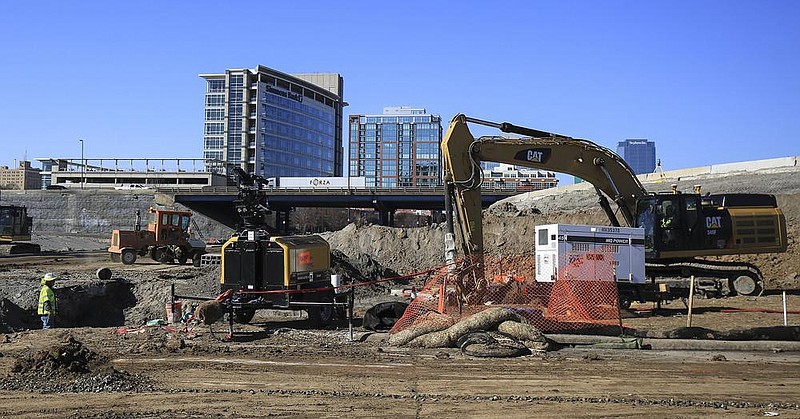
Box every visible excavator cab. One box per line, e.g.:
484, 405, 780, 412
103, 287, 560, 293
0, 205, 41, 254
636, 194, 702, 256
0, 205, 33, 243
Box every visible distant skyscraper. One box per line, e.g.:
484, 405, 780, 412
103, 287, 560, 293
617, 139, 656, 175
349, 107, 443, 188
200, 65, 344, 178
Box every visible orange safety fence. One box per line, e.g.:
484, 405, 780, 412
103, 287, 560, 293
390, 247, 622, 334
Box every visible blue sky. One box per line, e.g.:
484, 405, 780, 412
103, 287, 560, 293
1, 1, 798, 177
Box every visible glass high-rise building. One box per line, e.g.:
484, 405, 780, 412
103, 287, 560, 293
200, 65, 344, 178
349, 107, 443, 188
616, 139, 656, 175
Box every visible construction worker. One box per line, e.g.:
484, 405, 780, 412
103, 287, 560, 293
37, 273, 58, 329
660, 202, 675, 228
660, 202, 678, 247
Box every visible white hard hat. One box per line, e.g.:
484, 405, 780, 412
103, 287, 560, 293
41, 273, 57, 284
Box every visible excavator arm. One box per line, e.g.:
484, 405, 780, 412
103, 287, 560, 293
442, 114, 648, 262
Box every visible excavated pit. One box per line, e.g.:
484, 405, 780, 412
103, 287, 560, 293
0, 281, 136, 332
58, 280, 137, 327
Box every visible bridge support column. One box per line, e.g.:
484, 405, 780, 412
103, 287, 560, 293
379, 209, 395, 227
373, 199, 395, 227
275, 210, 291, 234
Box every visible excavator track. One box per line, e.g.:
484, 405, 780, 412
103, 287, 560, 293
0, 242, 42, 255
645, 259, 763, 296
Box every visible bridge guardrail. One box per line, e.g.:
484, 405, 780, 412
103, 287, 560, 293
155, 185, 535, 195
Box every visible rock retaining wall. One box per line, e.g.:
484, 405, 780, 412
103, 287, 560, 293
0, 189, 229, 238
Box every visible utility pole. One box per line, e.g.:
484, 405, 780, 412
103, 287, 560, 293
79, 139, 84, 190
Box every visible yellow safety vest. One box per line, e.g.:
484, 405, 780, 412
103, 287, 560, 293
37, 285, 56, 316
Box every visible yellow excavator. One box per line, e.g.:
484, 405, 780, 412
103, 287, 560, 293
0, 205, 41, 254
442, 114, 787, 303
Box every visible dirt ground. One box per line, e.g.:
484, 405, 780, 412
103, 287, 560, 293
1, 166, 799, 417
1, 330, 799, 418
1, 254, 800, 418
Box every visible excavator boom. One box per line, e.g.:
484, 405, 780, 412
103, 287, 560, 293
442, 114, 647, 259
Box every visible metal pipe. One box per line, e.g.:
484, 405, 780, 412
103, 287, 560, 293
687, 275, 695, 327
462, 116, 569, 139
594, 186, 621, 227
79, 139, 84, 190
784, 291, 788, 326
443, 181, 457, 268
444, 181, 455, 235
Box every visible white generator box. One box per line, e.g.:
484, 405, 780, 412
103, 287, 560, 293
535, 224, 646, 284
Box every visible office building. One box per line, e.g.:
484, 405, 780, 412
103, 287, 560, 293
617, 139, 656, 175
349, 107, 443, 188
0, 161, 40, 190
200, 65, 345, 178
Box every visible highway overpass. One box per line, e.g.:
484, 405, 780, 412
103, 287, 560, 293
155, 185, 525, 231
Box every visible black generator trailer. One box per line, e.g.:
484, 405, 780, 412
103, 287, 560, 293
220, 231, 354, 337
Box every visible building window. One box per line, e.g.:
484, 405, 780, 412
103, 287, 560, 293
208, 80, 225, 93
205, 109, 225, 121
205, 95, 224, 106
205, 123, 224, 135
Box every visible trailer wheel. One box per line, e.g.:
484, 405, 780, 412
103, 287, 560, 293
121, 249, 137, 265
308, 294, 334, 328
731, 274, 762, 296
618, 296, 633, 310
233, 308, 256, 324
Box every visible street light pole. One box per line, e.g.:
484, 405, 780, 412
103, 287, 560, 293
79, 139, 84, 190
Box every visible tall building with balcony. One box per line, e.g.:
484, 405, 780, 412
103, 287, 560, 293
200, 65, 344, 178
349, 107, 443, 188
616, 139, 656, 175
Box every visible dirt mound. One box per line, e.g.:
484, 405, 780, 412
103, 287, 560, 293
331, 249, 400, 283
11, 335, 106, 375
323, 223, 446, 277
3, 335, 156, 393
0, 298, 39, 332
330, 249, 404, 302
